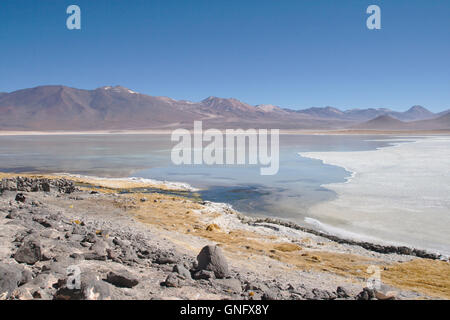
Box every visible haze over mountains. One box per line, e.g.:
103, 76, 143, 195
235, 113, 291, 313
299, 105, 440, 121
0, 85, 448, 131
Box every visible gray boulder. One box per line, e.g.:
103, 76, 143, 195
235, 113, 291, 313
173, 264, 192, 280
14, 237, 42, 265
356, 290, 369, 300
119, 247, 139, 263
163, 273, 184, 288
213, 278, 242, 293
84, 239, 108, 261
0, 263, 24, 299
355, 287, 376, 300
105, 270, 139, 288
54, 271, 111, 300
196, 245, 229, 279
153, 254, 177, 265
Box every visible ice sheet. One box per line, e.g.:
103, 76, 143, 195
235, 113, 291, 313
299, 136, 450, 255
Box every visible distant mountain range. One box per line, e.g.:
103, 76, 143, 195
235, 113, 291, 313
294, 105, 438, 122
0, 85, 448, 131
351, 113, 450, 131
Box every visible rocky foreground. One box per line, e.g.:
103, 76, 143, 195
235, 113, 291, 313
0, 176, 448, 300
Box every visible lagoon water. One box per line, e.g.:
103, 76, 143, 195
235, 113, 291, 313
1, 134, 448, 254
0, 134, 390, 218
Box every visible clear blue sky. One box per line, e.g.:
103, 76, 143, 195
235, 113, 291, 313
0, 0, 449, 112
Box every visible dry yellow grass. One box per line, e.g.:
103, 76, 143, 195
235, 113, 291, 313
273, 243, 302, 252
206, 224, 221, 232
124, 193, 374, 274
381, 259, 450, 299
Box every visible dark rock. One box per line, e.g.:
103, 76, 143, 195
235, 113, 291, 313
0, 263, 24, 299
14, 237, 42, 265
33, 217, 52, 228
289, 292, 305, 300
249, 217, 443, 260
82, 232, 97, 243
312, 288, 336, 300
261, 291, 278, 300
196, 245, 229, 279
302, 290, 315, 300
105, 270, 139, 288
15, 193, 26, 203
336, 286, 350, 298
136, 248, 152, 259
0, 177, 79, 194
53, 179, 77, 194
41, 182, 51, 192
192, 270, 215, 280
154, 255, 177, 265
173, 264, 192, 280
106, 248, 119, 261
397, 246, 412, 255
355, 290, 369, 300
163, 273, 184, 288
112, 237, 128, 247
69, 253, 84, 260
355, 287, 376, 300
84, 253, 106, 261
120, 247, 139, 263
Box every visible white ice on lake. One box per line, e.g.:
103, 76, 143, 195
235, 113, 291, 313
300, 136, 450, 256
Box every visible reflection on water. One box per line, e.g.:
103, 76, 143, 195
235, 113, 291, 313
0, 134, 396, 223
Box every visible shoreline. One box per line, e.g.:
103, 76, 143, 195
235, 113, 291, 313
240, 214, 444, 260
1, 171, 445, 260
1, 129, 450, 136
